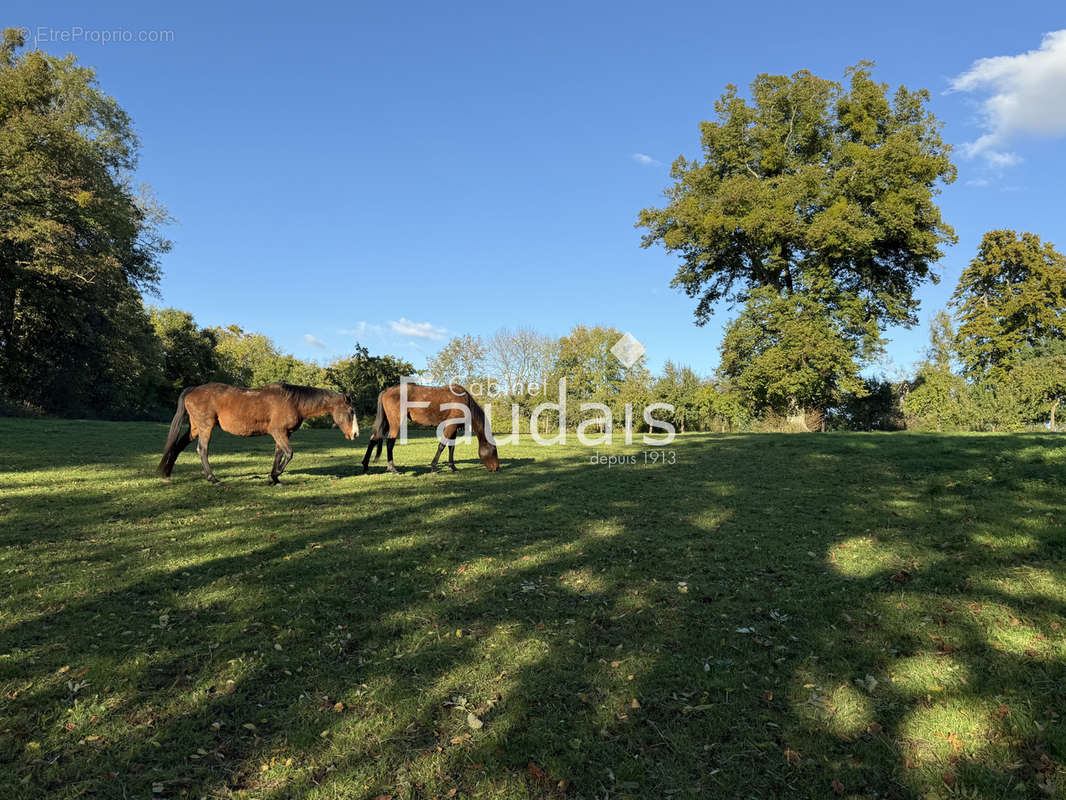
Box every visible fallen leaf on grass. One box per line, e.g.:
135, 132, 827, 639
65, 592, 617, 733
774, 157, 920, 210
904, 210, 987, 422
467, 712, 483, 730
831, 778, 845, 795
784, 748, 801, 765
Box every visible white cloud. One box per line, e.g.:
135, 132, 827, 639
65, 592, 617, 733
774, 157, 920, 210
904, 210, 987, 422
950, 29, 1066, 167
631, 152, 662, 166
337, 322, 382, 338
304, 333, 327, 349
388, 318, 447, 340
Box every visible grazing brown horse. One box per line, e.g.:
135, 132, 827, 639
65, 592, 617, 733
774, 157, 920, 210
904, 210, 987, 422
361, 384, 499, 474
157, 382, 359, 484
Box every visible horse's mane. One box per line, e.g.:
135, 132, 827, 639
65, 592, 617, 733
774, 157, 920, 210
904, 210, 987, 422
464, 391, 488, 437
271, 382, 340, 410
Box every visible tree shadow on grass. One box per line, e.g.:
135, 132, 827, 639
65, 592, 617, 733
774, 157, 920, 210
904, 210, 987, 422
0, 423, 1064, 798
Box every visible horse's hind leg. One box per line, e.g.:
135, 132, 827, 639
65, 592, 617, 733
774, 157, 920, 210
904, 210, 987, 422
385, 437, 400, 474
197, 426, 220, 484
433, 422, 460, 472
269, 432, 294, 485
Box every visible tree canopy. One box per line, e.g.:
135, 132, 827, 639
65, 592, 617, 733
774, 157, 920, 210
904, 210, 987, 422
638, 63, 957, 331
952, 230, 1066, 381
0, 29, 170, 413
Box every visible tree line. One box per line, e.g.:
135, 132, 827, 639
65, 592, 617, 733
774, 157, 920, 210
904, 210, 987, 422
1, 32, 1062, 431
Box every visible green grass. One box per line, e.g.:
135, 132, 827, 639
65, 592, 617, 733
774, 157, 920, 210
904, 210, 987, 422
1, 419, 1064, 800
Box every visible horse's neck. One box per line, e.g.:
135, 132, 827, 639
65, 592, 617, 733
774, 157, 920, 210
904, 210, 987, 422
301, 393, 337, 418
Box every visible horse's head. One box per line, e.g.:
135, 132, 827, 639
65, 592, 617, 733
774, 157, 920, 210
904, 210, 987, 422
479, 440, 500, 471
333, 395, 359, 440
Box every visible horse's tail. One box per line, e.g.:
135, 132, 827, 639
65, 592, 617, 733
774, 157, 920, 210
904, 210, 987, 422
157, 388, 193, 479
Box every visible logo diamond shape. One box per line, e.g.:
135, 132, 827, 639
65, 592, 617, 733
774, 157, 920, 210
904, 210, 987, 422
611, 332, 646, 368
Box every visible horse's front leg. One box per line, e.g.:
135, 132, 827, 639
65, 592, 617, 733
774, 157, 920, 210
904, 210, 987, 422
429, 441, 446, 471
448, 443, 457, 472
269, 432, 294, 485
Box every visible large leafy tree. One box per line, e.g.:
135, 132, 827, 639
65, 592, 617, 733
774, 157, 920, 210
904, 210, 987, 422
0, 29, 170, 413
638, 64, 955, 418
638, 64, 956, 328
951, 230, 1066, 381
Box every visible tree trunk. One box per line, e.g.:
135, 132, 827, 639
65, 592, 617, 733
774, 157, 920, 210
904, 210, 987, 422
1052, 398, 1060, 431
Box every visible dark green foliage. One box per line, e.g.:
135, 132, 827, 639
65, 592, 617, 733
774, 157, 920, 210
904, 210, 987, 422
952, 231, 1066, 381
718, 287, 870, 419
325, 343, 415, 416
832, 378, 906, 431
149, 307, 227, 402
0, 29, 170, 415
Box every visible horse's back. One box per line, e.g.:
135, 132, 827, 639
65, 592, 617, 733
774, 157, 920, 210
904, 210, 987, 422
384, 383, 472, 426
185, 382, 295, 436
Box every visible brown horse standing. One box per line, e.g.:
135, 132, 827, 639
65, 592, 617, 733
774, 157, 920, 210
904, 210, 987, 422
157, 382, 359, 484
361, 384, 499, 474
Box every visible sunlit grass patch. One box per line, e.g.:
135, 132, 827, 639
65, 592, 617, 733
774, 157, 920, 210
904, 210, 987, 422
1, 420, 1064, 798
889, 653, 974, 696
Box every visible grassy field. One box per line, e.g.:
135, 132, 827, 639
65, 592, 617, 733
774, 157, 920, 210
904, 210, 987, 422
1, 418, 1064, 800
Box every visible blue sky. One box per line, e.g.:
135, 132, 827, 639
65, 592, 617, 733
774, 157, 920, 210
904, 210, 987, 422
10, 2, 1066, 376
